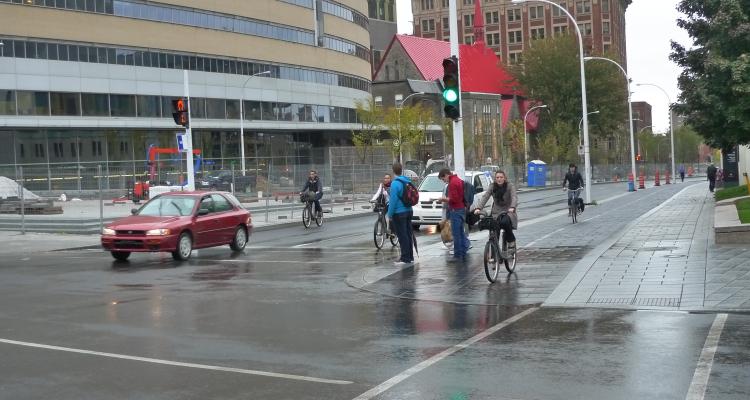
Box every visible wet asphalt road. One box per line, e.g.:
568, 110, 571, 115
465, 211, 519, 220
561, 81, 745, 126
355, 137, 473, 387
0, 182, 748, 399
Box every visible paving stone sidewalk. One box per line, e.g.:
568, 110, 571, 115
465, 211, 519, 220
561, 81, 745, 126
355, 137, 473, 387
547, 183, 750, 311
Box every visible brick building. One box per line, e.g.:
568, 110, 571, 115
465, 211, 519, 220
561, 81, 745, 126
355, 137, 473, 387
411, 0, 629, 66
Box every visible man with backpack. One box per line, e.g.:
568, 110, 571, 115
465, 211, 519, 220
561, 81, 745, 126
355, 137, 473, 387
439, 168, 471, 260
387, 162, 416, 266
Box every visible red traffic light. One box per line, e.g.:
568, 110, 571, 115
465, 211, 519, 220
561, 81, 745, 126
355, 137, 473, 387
171, 97, 189, 128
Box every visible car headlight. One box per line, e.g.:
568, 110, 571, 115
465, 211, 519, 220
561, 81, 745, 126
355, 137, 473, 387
145, 229, 171, 236
102, 227, 116, 235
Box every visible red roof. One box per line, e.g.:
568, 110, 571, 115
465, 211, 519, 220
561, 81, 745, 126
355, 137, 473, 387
390, 34, 520, 96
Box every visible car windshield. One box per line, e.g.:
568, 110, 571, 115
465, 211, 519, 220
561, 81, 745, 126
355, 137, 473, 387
418, 176, 446, 192
137, 196, 196, 217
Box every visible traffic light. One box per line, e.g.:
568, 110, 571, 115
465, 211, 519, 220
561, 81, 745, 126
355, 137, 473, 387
442, 56, 460, 120
172, 97, 189, 128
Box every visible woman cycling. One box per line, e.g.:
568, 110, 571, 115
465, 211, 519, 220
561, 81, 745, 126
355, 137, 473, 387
370, 174, 392, 207
472, 170, 518, 251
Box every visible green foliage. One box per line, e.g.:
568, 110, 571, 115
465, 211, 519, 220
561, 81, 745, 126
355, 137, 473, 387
508, 35, 628, 141
534, 121, 578, 164
715, 184, 750, 201
674, 125, 704, 163
383, 104, 434, 161
671, 0, 750, 148
351, 98, 383, 163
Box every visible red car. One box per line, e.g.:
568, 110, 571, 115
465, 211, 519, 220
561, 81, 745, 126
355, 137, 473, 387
101, 191, 252, 261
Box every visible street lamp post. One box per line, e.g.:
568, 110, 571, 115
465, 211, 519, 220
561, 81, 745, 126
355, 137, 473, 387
396, 91, 425, 163
522, 104, 548, 181
584, 57, 637, 190
636, 83, 675, 182
512, 0, 593, 203
578, 110, 600, 144
239, 70, 271, 176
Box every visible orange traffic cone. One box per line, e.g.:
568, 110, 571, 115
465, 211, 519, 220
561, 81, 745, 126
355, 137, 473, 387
639, 173, 646, 189
628, 173, 636, 192
665, 170, 671, 184
655, 170, 661, 187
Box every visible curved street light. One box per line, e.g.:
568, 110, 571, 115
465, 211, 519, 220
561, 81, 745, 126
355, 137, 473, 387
636, 83, 675, 181
522, 104, 548, 180
585, 56, 637, 190
512, 0, 593, 202
239, 70, 271, 176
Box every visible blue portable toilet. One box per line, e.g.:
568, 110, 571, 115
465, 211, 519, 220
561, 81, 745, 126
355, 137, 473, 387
527, 160, 547, 187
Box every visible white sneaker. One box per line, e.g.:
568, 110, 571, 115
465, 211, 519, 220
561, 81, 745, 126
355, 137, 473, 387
449, 250, 454, 256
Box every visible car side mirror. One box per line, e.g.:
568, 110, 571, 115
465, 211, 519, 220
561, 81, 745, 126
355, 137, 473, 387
198, 208, 210, 216
131, 208, 138, 215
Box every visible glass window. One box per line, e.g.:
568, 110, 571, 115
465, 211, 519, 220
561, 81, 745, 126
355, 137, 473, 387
261, 102, 277, 121
136, 95, 160, 117
205, 98, 226, 119
277, 103, 293, 121
211, 194, 233, 212
81, 93, 109, 116
14, 41, 25, 58
0, 90, 15, 115
110, 94, 136, 117
50, 92, 81, 116
244, 100, 261, 120
189, 97, 206, 119
17, 91, 49, 116
225, 99, 240, 119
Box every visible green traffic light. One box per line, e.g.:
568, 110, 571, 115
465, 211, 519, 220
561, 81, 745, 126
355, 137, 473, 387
443, 89, 458, 103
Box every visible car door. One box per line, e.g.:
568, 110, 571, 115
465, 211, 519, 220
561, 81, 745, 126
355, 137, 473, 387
210, 194, 236, 243
194, 196, 219, 248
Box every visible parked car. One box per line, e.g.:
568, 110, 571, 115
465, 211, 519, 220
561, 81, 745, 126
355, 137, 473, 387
101, 191, 252, 261
197, 171, 256, 193
411, 171, 493, 229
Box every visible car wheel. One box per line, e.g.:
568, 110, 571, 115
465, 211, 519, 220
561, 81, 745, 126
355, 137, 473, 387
172, 232, 193, 261
230, 225, 248, 251
111, 251, 130, 261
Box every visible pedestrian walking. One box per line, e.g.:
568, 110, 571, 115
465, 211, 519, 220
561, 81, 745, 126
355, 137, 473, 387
679, 164, 685, 183
439, 168, 470, 260
707, 163, 718, 192
387, 162, 415, 266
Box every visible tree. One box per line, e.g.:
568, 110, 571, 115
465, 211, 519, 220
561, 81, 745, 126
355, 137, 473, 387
674, 125, 704, 164
671, 0, 750, 148
508, 35, 629, 159
351, 98, 383, 163
383, 104, 434, 162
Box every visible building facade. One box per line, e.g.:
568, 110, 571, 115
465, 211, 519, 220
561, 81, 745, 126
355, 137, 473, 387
368, 0, 397, 76
411, 0, 628, 66
631, 101, 652, 134
0, 0, 371, 193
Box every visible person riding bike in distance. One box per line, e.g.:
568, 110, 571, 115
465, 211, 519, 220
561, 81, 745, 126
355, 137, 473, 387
300, 170, 323, 217
562, 163, 585, 215
472, 170, 518, 252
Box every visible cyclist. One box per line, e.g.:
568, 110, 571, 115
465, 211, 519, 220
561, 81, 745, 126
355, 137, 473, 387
371, 174, 393, 233
562, 163, 585, 215
300, 170, 323, 217
472, 170, 518, 252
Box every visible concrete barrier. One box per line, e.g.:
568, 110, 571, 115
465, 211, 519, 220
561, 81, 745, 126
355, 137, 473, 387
714, 195, 750, 244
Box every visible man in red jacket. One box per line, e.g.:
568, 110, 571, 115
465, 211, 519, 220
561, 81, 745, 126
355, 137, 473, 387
439, 168, 470, 260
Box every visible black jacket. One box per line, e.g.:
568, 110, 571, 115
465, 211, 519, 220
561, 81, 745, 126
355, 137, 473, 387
563, 171, 584, 190
707, 165, 717, 179
302, 177, 322, 193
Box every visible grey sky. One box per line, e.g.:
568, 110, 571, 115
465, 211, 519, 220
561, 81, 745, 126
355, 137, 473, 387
396, 0, 693, 133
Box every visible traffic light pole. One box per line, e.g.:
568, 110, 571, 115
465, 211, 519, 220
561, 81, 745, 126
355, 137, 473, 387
183, 70, 195, 191
448, 0, 465, 180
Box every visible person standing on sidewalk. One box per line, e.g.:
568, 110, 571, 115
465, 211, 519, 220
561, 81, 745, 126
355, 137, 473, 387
679, 164, 686, 183
387, 163, 414, 266
439, 168, 470, 260
707, 163, 718, 192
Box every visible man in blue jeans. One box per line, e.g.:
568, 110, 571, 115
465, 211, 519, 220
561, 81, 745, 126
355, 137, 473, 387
387, 162, 414, 266
439, 168, 470, 260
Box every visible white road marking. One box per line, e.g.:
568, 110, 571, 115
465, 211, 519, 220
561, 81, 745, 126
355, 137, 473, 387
523, 227, 566, 248
351, 307, 538, 400
0, 337, 352, 385
685, 313, 728, 400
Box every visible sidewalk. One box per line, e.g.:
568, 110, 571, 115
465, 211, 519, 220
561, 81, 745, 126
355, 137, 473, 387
546, 183, 750, 311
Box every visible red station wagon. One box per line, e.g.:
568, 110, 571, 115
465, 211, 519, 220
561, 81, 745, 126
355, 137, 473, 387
101, 192, 252, 261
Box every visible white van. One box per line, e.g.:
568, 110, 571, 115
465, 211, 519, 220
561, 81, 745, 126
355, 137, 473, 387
411, 171, 493, 228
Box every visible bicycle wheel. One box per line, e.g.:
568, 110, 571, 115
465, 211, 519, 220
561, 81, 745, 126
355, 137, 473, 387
484, 240, 500, 283
302, 204, 311, 228
315, 208, 324, 227
500, 232, 517, 273
570, 203, 577, 224
373, 218, 386, 249
389, 231, 399, 247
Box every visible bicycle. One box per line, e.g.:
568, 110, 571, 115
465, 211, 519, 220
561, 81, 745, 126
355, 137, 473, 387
478, 211, 517, 283
565, 187, 583, 224
371, 199, 398, 249
300, 191, 323, 228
